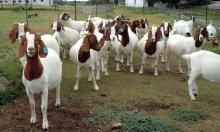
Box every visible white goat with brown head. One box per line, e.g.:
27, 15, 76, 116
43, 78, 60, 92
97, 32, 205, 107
17, 32, 62, 130
166, 27, 209, 75
9, 22, 60, 66
52, 20, 80, 59
137, 26, 163, 76
69, 33, 101, 91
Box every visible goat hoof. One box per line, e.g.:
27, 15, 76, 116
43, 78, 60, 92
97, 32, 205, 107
73, 86, 79, 91
30, 117, 36, 124
42, 120, 49, 130
96, 77, 100, 81
94, 86, 99, 91
190, 98, 196, 101
55, 103, 60, 107
194, 93, 198, 97
130, 69, 134, 73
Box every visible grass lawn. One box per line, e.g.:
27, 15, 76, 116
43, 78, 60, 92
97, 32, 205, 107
0, 6, 220, 131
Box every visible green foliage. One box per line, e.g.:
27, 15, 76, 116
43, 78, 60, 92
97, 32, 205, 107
210, 46, 220, 55
122, 113, 176, 132
0, 89, 22, 105
0, 51, 24, 106
89, 111, 176, 132
89, 111, 121, 123
171, 108, 209, 122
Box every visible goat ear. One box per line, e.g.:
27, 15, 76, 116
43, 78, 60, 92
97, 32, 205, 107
16, 35, 26, 58
24, 24, 29, 32
62, 25, 65, 31
168, 23, 172, 30
37, 35, 48, 58
9, 24, 18, 43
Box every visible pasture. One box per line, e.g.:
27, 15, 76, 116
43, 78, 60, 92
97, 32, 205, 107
0, 6, 220, 131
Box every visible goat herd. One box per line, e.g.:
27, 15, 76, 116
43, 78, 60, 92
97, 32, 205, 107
8, 12, 219, 130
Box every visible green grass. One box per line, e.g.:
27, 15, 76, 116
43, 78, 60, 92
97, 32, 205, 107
122, 112, 176, 132
89, 111, 176, 132
0, 6, 220, 131
171, 108, 209, 122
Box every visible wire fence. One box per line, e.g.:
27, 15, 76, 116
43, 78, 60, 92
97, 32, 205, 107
0, 1, 115, 22
157, 4, 220, 37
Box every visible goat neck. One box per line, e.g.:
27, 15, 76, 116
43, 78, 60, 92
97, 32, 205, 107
24, 54, 43, 81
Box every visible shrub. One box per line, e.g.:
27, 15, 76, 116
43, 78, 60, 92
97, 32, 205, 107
89, 111, 121, 123
171, 108, 209, 122
89, 111, 176, 132
0, 51, 24, 106
121, 113, 176, 132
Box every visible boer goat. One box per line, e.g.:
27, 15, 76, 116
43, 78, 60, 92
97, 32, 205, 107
60, 12, 86, 33
206, 21, 218, 46
113, 20, 139, 72
139, 17, 149, 38
137, 26, 163, 76
80, 20, 112, 78
159, 22, 172, 62
166, 27, 209, 75
52, 20, 80, 59
172, 16, 195, 37
182, 50, 220, 100
17, 32, 62, 130
9, 22, 60, 66
69, 33, 101, 91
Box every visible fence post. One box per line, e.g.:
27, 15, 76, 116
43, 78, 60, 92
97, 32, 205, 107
75, 0, 76, 20
96, 2, 97, 17
206, 6, 208, 26
25, 1, 28, 26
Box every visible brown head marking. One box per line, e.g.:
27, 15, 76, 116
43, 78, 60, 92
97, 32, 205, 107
131, 20, 140, 34
145, 27, 162, 55
88, 21, 95, 33
61, 12, 70, 21
78, 34, 100, 63
9, 23, 19, 43
56, 21, 65, 32
23, 32, 47, 81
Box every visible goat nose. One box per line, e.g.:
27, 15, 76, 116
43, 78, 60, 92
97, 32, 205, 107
111, 37, 115, 41
28, 47, 34, 51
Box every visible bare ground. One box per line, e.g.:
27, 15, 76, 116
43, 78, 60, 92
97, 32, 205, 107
0, 92, 99, 132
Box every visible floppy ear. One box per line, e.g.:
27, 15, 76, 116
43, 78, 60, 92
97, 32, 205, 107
24, 24, 29, 32
160, 23, 164, 28
156, 27, 162, 41
9, 24, 18, 43
37, 35, 48, 58
168, 23, 172, 30
16, 35, 26, 58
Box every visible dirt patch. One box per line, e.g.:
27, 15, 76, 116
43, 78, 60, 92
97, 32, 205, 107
0, 92, 99, 131
134, 99, 177, 111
